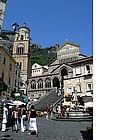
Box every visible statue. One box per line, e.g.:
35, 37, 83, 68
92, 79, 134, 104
70, 87, 78, 110
72, 92, 78, 102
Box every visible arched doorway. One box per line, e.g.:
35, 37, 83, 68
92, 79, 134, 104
61, 68, 68, 88
53, 77, 60, 89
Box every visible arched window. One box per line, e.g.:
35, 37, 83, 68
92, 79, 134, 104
53, 77, 60, 89
17, 44, 25, 54
21, 35, 24, 40
45, 78, 51, 88
17, 47, 24, 54
30, 80, 36, 89
60, 67, 68, 87
37, 79, 43, 89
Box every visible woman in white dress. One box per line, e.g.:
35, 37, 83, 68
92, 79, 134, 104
20, 104, 27, 132
1, 104, 8, 132
28, 105, 38, 136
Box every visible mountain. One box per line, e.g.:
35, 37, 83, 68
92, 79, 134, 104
30, 44, 58, 66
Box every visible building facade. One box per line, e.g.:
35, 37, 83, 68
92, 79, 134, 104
28, 42, 87, 100
63, 56, 93, 105
0, 44, 18, 98
14, 63, 21, 93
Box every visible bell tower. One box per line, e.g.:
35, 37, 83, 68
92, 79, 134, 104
12, 23, 31, 87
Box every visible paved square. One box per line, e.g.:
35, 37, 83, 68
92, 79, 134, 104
0, 117, 92, 140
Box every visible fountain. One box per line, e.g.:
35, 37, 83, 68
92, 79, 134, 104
54, 87, 92, 121
67, 87, 90, 118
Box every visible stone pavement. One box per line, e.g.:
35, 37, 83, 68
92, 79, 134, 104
0, 117, 92, 140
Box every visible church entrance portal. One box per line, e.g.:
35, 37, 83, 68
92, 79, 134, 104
61, 68, 68, 88
53, 77, 60, 89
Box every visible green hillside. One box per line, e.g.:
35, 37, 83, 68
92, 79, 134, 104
30, 45, 57, 66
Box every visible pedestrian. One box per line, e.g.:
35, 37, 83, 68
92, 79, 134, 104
28, 105, 38, 137
57, 105, 61, 118
13, 107, 19, 133
45, 105, 49, 120
20, 104, 27, 132
49, 104, 53, 120
1, 104, 8, 132
61, 106, 66, 118
11, 107, 15, 131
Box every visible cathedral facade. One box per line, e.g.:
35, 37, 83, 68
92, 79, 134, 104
28, 42, 87, 100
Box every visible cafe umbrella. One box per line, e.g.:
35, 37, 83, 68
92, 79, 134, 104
11, 100, 26, 106
2, 99, 13, 104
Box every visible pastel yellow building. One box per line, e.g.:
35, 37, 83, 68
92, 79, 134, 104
63, 56, 93, 105
0, 44, 16, 98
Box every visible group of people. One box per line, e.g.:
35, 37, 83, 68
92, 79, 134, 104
56, 105, 70, 118
45, 104, 53, 120
1, 104, 38, 137
45, 104, 71, 119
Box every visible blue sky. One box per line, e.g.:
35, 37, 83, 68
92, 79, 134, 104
3, 0, 93, 56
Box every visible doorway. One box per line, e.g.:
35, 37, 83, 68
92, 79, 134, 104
53, 77, 60, 89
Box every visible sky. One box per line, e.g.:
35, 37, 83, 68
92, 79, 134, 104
2, 0, 93, 56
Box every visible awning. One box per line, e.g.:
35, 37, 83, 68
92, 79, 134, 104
2, 99, 13, 104
10, 100, 26, 106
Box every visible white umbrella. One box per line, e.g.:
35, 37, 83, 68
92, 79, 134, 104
12, 100, 26, 106
2, 99, 13, 104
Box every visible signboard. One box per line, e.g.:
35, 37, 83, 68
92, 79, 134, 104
14, 93, 20, 96
20, 89, 27, 95
23, 97, 27, 103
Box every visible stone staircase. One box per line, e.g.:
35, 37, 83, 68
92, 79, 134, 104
33, 89, 64, 111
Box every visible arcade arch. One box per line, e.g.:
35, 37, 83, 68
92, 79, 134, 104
60, 67, 68, 88
53, 77, 60, 89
